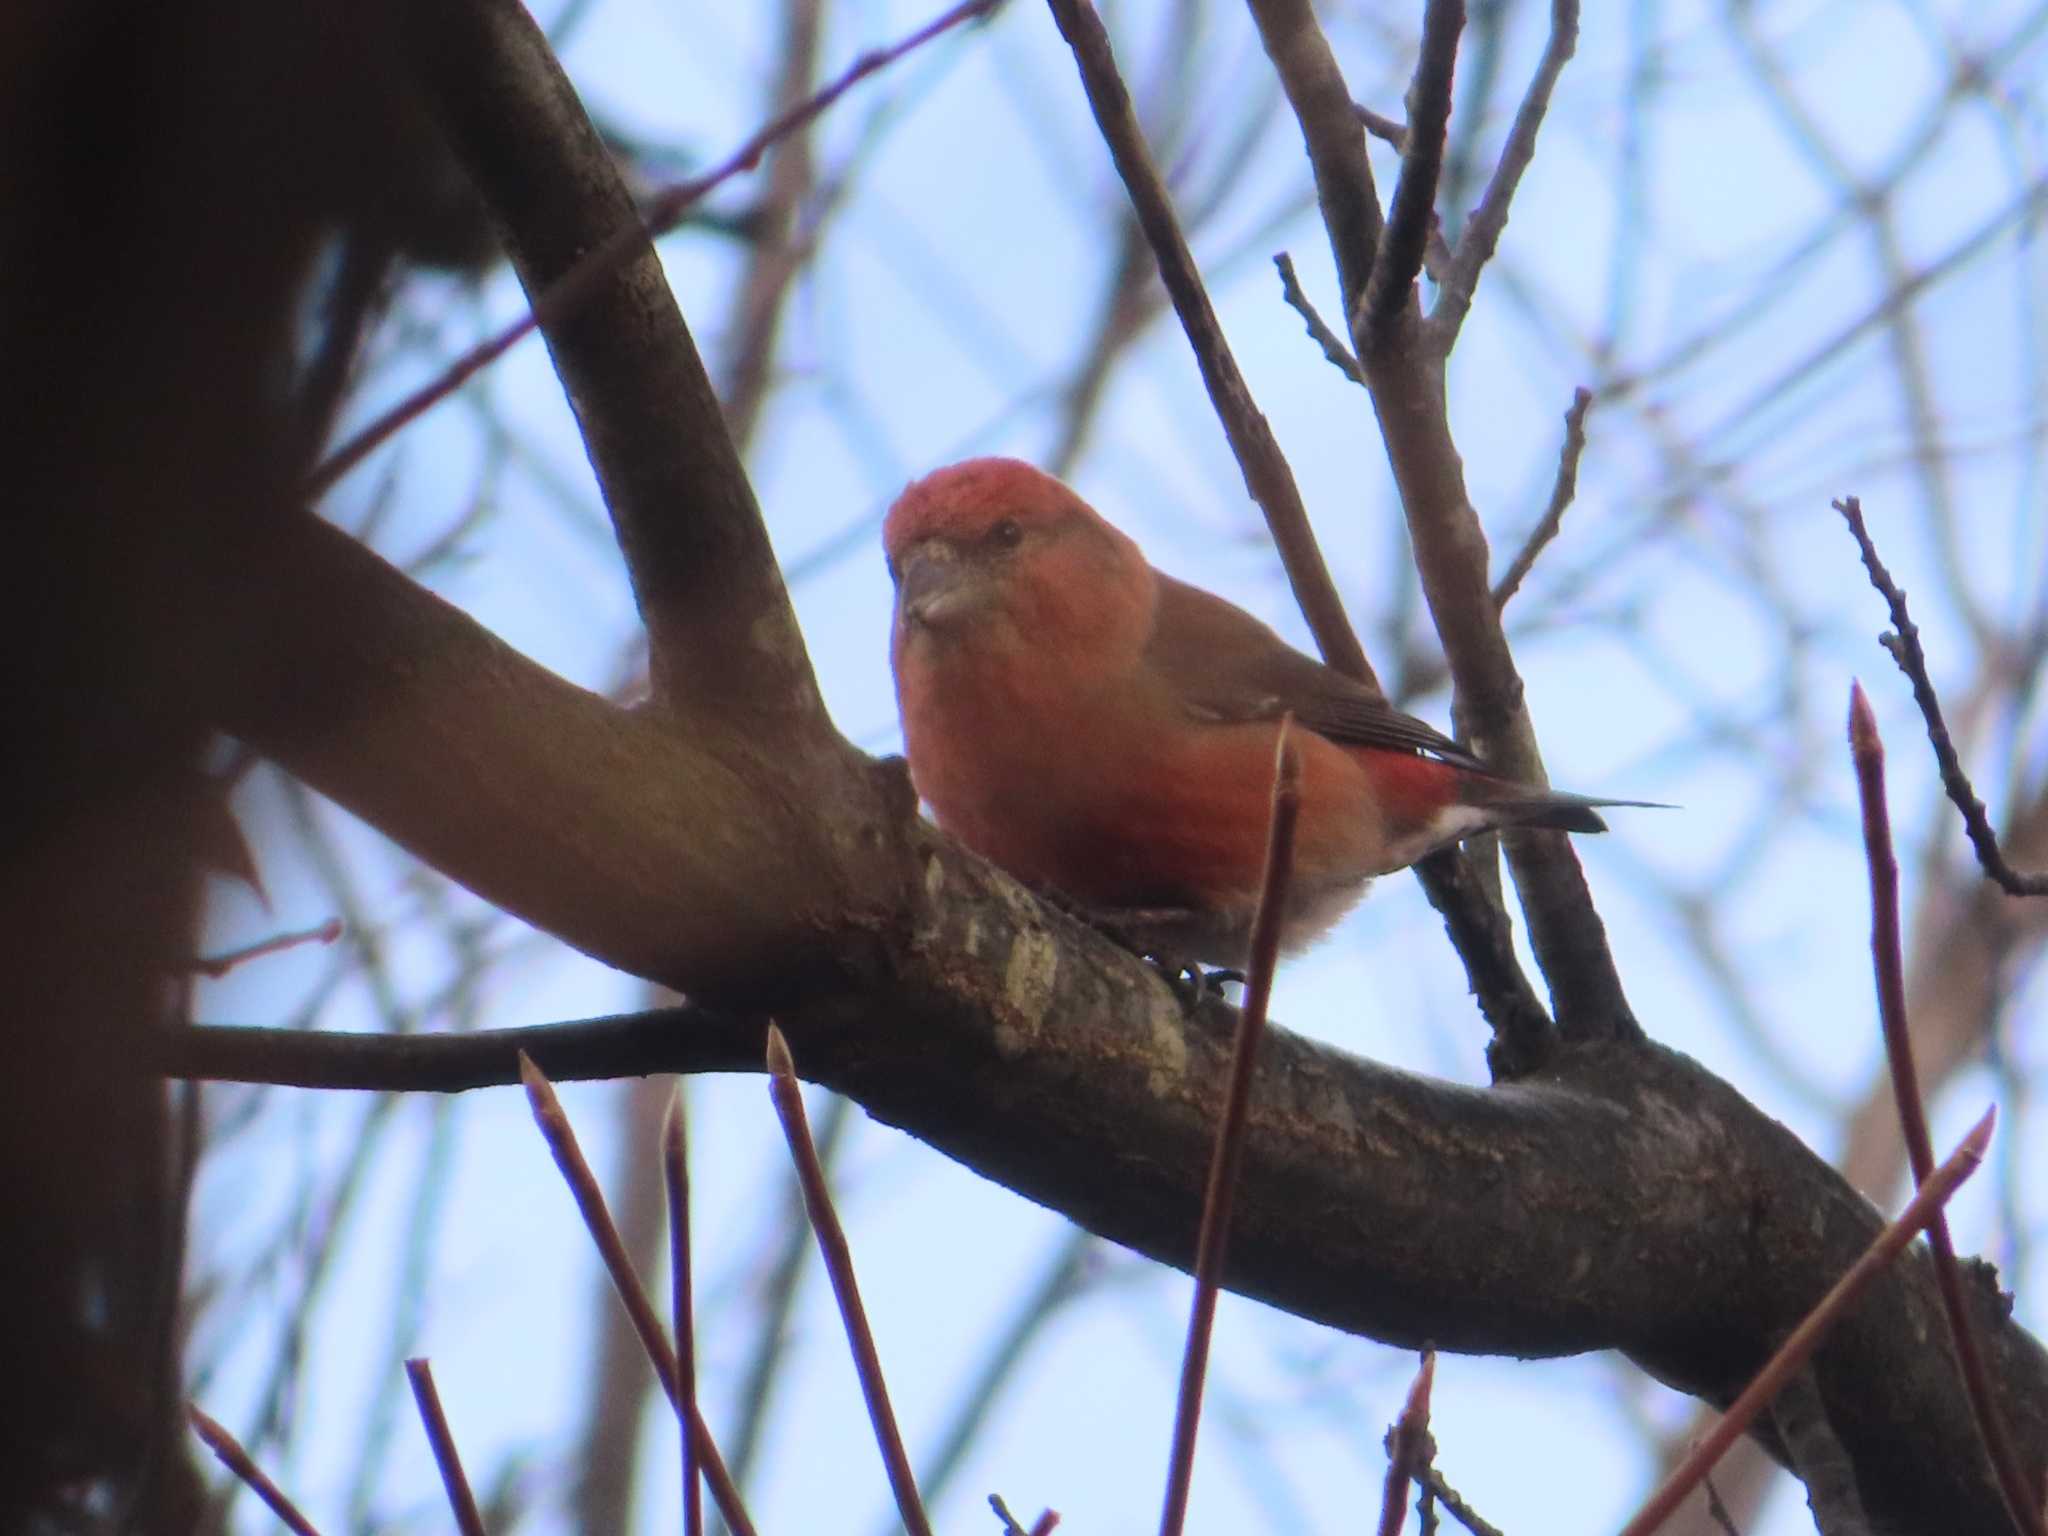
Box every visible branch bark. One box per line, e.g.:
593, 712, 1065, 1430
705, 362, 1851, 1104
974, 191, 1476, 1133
165, 846, 2048, 1534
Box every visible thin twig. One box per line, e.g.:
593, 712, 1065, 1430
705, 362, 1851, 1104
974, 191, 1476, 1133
1838, 496, 2048, 896
1378, 1353, 1437, 1536
1028, 1512, 1060, 1536
1412, 849, 1556, 1079
724, 1093, 855, 1519
404, 1359, 489, 1536
308, 0, 1002, 495
1848, 685, 2046, 1536
764, 1025, 933, 1536
664, 1088, 702, 1536
1043, 0, 1377, 689
1413, 1465, 1505, 1536
990, 1494, 1029, 1535
1615, 1105, 1996, 1536
1273, 252, 1363, 385
1433, 0, 1580, 345
1159, 723, 1303, 1536
1363, 0, 1463, 346
1493, 387, 1593, 609
187, 1404, 324, 1536
1702, 1475, 1742, 1536
1353, 100, 1408, 149
516, 1054, 759, 1536
189, 918, 345, 979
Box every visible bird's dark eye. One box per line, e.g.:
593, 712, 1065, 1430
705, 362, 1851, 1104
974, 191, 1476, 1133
990, 518, 1023, 549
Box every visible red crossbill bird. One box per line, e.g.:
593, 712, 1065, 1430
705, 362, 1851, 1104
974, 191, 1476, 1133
885, 457, 1649, 967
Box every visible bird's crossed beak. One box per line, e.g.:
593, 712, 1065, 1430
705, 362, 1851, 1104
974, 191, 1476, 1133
895, 541, 986, 631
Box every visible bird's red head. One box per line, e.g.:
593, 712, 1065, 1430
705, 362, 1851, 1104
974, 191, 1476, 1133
883, 458, 1150, 646
883, 457, 1094, 564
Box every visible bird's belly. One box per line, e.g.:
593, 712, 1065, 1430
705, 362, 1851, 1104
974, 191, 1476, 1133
909, 684, 1376, 917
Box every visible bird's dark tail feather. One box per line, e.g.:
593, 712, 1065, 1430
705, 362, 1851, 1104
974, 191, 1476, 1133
1483, 786, 1673, 836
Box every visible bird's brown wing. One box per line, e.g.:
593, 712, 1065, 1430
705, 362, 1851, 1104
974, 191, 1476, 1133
1145, 573, 1494, 772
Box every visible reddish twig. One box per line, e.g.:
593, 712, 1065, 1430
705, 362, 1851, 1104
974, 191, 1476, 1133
1848, 685, 2045, 1536
663, 1088, 703, 1536
308, 0, 1002, 496
187, 1403, 324, 1536
1837, 496, 2048, 897
516, 1053, 758, 1536
1159, 722, 1304, 1536
1028, 1511, 1061, 1536
764, 1024, 933, 1536
1493, 387, 1592, 609
189, 917, 344, 979
403, 1359, 488, 1536
1615, 1106, 1996, 1536
1378, 1353, 1438, 1536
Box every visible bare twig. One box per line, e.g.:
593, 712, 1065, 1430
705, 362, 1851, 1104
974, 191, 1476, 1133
1363, 0, 1464, 346
404, 1359, 489, 1536
312, 0, 1002, 496
1159, 724, 1302, 1536
1702, 1475, 1743, 1536
1615, 1105, 1995, 1536
516, 1054, 758, 1536
1043, 0, 1376, 689
1273, 252, 1362, 385
1029, 1512, 1060, 1536
1848, 685, 2046, 1536
187, 1404, 324, 1536
764, 1025, 933, 1536
1353, 100, 1407, 149
724, 1093, 855, 1518
1493, 387, 1593, 609
664, 1089, 702, 1536
1378, 1353, 1438, 1536
1412, 848, 1556, 1079
1433, 0, 1580, 345
189, 918, 344, 979
1838, 497, 2048, 896
1414, 1465, 1505, 1536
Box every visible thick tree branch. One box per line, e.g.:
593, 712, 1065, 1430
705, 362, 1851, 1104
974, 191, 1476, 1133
406, 0, 829, 732
164, 832, 2048, 1534
205, 513, 892, 1004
